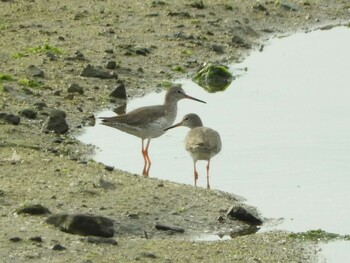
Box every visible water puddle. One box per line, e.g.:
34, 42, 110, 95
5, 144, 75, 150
79, 26, 350, 262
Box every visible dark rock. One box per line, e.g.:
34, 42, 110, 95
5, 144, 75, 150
155, 222, 185, 233
104, 165, 114, 172
127, 213, 139, 219
33, 101, 47, 110
210, 44, 225, 54
167, 12, 191, 18
68, 83, 84, 95
81, 64, 118, 79
105, 48, 114, 54
46, 214, 115, 237
226, 205, 263, 226
19, 109, 37, 119
106, 60, 117, 69
52, 244, 66, 251
65, 94, 74, 100
109, 82, 126, 99
190, 0, 204, 9
192, 63, 233, 92
27, 65, 44, 78
29, 236, 43, 243
151, 1, 166, 7
45, 109, 69, 134
17, 204, 51, 215
231, 35, 251, 49
21, 88, 34, 95
53, 90, 61, 96
9, 237, 22, 242
46, 51, 57, 61
253, 3, 269, 14
0, 113, 20, 125
65, 50, 88, 61
86, 236, 118, 245
135, 48, 150, 56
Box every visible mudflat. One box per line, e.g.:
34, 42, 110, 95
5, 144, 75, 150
1, 1, 349, 262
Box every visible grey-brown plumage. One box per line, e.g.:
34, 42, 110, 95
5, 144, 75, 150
99, 87, 206, 177
164, 113, 222, 189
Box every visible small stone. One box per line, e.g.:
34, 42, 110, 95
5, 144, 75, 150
81, 64, 118, 79
17, 204, 51, 215
109, 82, 126, 99
106, 60, 117, 69
28, 65, 44, 78
227, 205, 263, 225
53, 90, 61, 96
68, 83, 84, 95
45, 109, 69, 134
65, 50, 88, 61
9, 237, 22, 242
127, 213, 139, 219
33, 101, 47, 110
140, 252, 157, 258
29, 236, 43, 243
19, 109, 37, 119
155, 222, 185, 233
104, 165, 114, 172
231, 35, 251, 49
52, 244, 66, 251
211, 44, 225, 54
46, 214, 114, 237
0, 113, 20, 125
135, 48, 150, 56
105, 48, 114, 54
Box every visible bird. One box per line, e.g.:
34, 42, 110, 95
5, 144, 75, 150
99, 87, 206, 177
164, 113, 222, 189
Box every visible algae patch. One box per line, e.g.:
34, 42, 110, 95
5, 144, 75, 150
289, 229, 350, 242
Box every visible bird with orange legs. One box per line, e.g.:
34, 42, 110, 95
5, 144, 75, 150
165, 113, 222, 189
100, 87, 206, 177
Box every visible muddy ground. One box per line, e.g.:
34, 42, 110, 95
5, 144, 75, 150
0, 0, 349, 262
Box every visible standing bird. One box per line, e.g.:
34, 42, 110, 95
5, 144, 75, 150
164, 113, 222, 189
100, 87, 206, 177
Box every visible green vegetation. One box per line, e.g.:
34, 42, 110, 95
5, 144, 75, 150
0, 73, 14, 82
192, 62, 233, 92
289, 229, 350, 242
172, 65, 186, 73
18, 78, 41, 88
13, 43, 63, 58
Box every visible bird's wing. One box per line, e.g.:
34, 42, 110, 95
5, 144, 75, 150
185, 127, 222, 154
100, 105, 165, 128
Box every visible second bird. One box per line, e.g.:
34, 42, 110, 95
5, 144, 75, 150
164, 113, 222, 189
100, 87, 206, 177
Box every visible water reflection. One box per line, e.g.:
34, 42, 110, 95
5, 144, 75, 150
79, 26, 350, 262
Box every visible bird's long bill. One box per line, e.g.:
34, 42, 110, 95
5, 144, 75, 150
185, 94, 206, 104
164, 122, 182, 131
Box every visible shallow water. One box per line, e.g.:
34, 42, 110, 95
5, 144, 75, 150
79, 26, 350, 262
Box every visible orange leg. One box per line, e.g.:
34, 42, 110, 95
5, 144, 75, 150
206, 159, 211, 189
193, 161, 199, 187
141, 139, 151, 177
